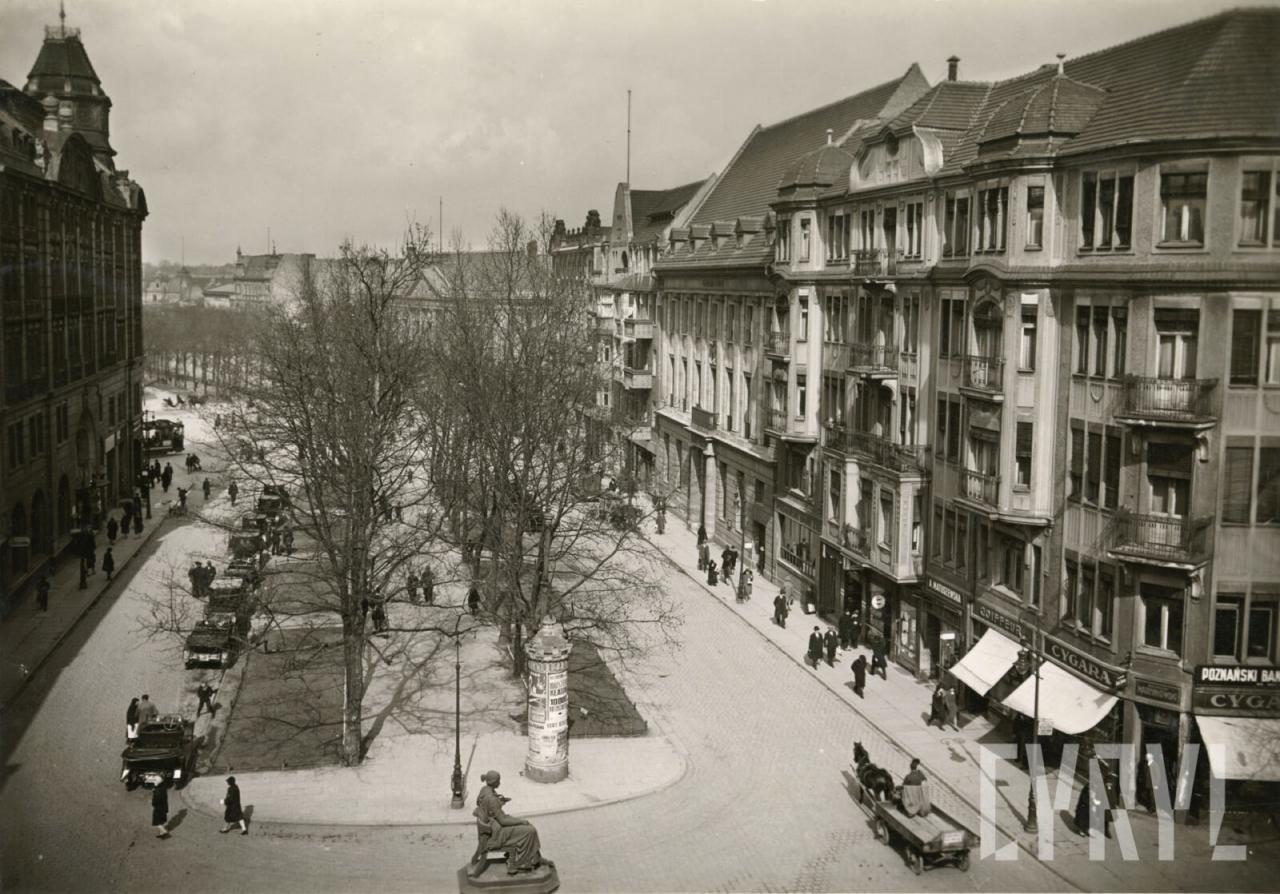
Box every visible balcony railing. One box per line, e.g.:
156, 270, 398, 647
779, 545, 815, 578
823, 342, 851, 371
849, 342, 897, 373
765, 330, 791, 357
842, 429, 926, 474
960, 468, 999, 507
1109, 511, 1213, 565
766, 408, 788, 433
852, 248, 896, 277
1118, 376, 1217, 423
691, 404, 717, 431
962, 354, 1005, 393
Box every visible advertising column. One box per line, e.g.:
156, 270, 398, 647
525, 619, 570, 783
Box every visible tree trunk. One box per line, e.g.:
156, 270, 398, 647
511, 619, 525, 678
340, 616, 366, 766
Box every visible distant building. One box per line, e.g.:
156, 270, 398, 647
549, 210, 609, 284
0, 14, 147, 613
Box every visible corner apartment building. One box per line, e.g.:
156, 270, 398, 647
647, 8, 1280, 811
1, 18, 147, 614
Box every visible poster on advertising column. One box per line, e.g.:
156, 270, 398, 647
525, 620, 570, 782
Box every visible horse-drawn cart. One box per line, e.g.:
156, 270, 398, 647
852, 777, 979, 875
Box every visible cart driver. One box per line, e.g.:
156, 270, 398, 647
900, 758, 932, 818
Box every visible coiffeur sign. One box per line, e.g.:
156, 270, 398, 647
1193, 665, 1280, 717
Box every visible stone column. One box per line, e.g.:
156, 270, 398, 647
702, 442, 717, 538
524, 618, 570, 783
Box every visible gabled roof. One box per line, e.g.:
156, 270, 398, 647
690, 64, 930, 224
630, 180, 705, 244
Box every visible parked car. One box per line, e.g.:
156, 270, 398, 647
183, 617, 240, 668
120, 715, 197, 789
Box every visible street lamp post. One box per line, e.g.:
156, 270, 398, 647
1019, 622, 1043, 834
450, 629, 465, 809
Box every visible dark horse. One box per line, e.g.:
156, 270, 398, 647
853, 741, 895, 801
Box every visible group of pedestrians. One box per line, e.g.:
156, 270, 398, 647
694, 526, 754, 601
405, 565, 435, 605
189, 561, 218, 597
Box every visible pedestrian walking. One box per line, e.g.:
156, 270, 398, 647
282, 528, 294, 556
102, 547, 115, 581
655, 500, 666, 535
467, 584, 481, 617
728, 546, 739, 581
196, 682, 217, 717
823, 629, 837, 666
133, 514, 143, 536
737, 567, 752, 602
37, 572, 50, 612
372, 601, 387, 634
720, 546, 733, 582
152, 781, 171, 838
696, 523, 707, 549
227, 481, 238, 505
220, 777, 248, 834
107, 516, 119, 544
871, 639, 888, 679
137, 694, 159, 725
706, 559, 718, 586
161, 462, 173, 493
406, 571, 420, 604
773, 593, 788, 628
848, 608, 862, 649
202, 478, 211, 501
928, 683, 947, 728
807, 627, 823, 668
422, 566, 434, 605
851, 654, 868, 698
126, 697, 140, 742
697, 541, 709, 572
943, 684, 959, 731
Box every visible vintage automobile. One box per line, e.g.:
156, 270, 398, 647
228, 531, 268, 569
120, 715, 198, 789
240, 512, 273, 534
223, 559, 262, 589
256, 493, 286, 519
183, 617, 239, 668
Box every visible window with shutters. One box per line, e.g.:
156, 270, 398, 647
1086, 429, 1102, 505
1147, 441, 1193, 519
1069, 425, 1084, 502
933, 501, 944, 558
1260, 445, 1280, 524
1223, 441, 1253, 524
1015, 422, 1033, 488
1104, 428, 1122, 510
956, 513, 969, 573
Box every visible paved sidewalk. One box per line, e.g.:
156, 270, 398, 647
642, 507, 1280, 888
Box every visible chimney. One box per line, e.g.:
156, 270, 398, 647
947, 55, 960, 82
826, 128, 834, 146
1056, 53, 1066, 76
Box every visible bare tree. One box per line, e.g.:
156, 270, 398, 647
423, 211, 681, 679
205, 226, 471, 766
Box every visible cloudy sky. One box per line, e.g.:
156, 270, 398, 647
2, 0, 1252, 263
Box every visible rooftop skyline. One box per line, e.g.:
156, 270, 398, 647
1, 0, 1263, 263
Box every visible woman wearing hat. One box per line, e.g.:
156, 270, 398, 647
220, 777, 247, 834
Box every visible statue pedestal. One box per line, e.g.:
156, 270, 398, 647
457, 858, 559, 894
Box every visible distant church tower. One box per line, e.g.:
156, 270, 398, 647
23, 3, 116, 169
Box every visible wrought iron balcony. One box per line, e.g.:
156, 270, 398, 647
852, 248, 896, 277
962, 354, 1004, 394
1109, 511, 1213, 566
691, 404, 717, 431
960, 468, 999, 508
779, 544, 815, 578
765, 330, 791, 358
1117, 376, 1217, 425
766, 408, 788, 433
823, 343, 851, 371
849, 342, 898, 374
842, 429, 926, 474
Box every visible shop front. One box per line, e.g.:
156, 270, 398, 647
920, 576, 966, 682
1191, 665, 1280, 816
891, 590, 920, 674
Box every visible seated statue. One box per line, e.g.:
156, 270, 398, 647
471, 770, 545, 876
900, 758, 932, 818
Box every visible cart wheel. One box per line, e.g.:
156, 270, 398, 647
957, 851, 970, 872
874, 820, 889, 843
909, 851, 923, 875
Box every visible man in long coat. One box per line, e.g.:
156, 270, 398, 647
823, 628, 838, 667
472, 770, 545, 875
773, 593, 788, 628
851, 654, 868, 698
807, 627, 823, 668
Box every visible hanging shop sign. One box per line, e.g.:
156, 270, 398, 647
871, 593, 886, 611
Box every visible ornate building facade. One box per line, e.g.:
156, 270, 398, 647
0, 17, 147, 613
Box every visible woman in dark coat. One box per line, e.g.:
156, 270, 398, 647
706, 559, 718, 586
152, 782, 170, 838
221, 776, 247, 834
102, 547, 115, 581
107, 516, 119, 543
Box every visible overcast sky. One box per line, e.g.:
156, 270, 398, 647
2, 0, 1259, 264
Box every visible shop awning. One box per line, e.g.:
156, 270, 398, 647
1003, 661, 1117, 736
1196, 716, 1280, 782
948, 629, 1022, 696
